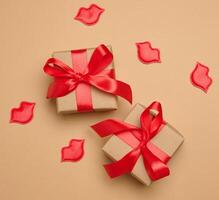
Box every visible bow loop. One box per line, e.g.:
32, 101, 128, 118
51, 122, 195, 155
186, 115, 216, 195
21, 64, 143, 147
88, 44, 113, 75
140, 101, 164, 140
44, 58, 76, 78
44, 58, 80, 98
86, 76, 132, 103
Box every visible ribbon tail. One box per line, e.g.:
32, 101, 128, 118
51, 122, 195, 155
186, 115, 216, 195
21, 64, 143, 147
113, 80, 132, 104
91, 119, 139, 137
87, 76, 132, 104
142, 146, 170, 181
104, 148, 141, 178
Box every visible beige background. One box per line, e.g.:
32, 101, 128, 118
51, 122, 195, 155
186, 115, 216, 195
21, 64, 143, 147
1, 0, 219, 199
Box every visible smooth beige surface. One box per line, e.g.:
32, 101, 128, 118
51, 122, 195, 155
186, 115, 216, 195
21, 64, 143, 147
103, 103, 184, 185
1, 0, 219, 199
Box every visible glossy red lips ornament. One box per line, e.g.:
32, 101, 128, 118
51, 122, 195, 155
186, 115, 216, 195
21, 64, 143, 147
136, 41, 161, 64
10, 101, 35, 124
74, 4, 104, 25
190, 62, 213, 93
61, 139, 85, 162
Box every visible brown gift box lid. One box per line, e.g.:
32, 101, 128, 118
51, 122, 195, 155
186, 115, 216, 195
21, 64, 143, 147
102, 104, 184, 185
52, 46, 118, 114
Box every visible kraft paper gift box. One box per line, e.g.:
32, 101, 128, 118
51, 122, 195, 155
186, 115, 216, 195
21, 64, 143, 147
52, 46, 118, 114
102, 103, 184, 185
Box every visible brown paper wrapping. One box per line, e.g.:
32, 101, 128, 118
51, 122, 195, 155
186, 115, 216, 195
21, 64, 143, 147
102, 104, 184, 185
52, 46, 118, 114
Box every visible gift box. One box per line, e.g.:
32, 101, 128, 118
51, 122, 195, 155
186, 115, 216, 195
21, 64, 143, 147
92, 102, 184, 185
43, 44, 132, 114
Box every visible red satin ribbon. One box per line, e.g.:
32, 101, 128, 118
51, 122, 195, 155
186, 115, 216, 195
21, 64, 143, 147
43, 44, 132, 112
91, 102, 170, 181
71, 49, 93, 112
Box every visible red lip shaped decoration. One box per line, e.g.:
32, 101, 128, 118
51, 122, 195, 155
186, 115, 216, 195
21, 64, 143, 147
61, 139, 85, 162
10, 101, 35, 124
74, 4, 104, 25
190, 62, 213, 93
136, 41, 161, 64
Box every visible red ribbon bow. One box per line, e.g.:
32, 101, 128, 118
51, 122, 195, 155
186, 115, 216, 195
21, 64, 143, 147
91, 102, 170, 181
43, 44, 132, 112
